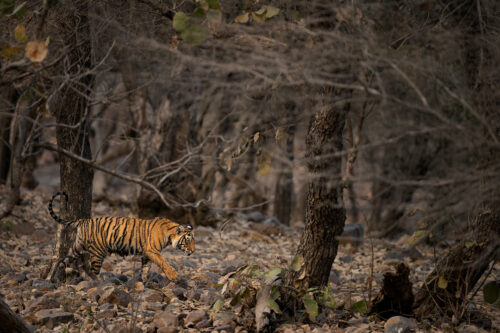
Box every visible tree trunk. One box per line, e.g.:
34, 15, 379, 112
0, 88, 16, 185
413, 211, 500, 319
0, 92, 37, 218
414, 1, 499, 320
42, 1, 94, 282
273, 102, 296, 226
283, 102, 347, 309
0, 297, 33, 333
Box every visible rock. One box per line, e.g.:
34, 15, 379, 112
157, 328, 178, 333
147, 272, 167, 286
144, 302, 165, 311
88, 287, 105, 302
95, 308, 117, 320
195, 319, 211, 329
199, 289, 218, 305
402, 247, 423, 261
250, 222, 283, 236
153, 311, 178, 330
172, 287, 186, 301
27, 308, 74, 328
134, 281, 145, 292
383, 252, 404, 263
185, 310, 208, 327
116, 274, 128, 283
73, 280, 96, 291
262, 216, 281, 226
12, 272, 28, 283
31, 279, 54, 290
141, 289, 164, 303
339, 255, 354, 263
24, 296, 60, 313
213, 311, 236, 328
384, 316, 418, 333
246, 211, 265, 222
101, 261, 113, 272
98, 287, 132, 307
340, 223, 364, 247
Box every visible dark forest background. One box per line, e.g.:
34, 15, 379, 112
0, 0, 499, 332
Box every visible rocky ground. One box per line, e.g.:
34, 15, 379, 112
0, 188, 498, 332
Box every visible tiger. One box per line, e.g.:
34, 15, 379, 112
48, 191, 195, 281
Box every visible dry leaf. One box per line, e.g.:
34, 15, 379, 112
25, 41, 48, 62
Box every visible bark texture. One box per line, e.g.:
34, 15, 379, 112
0, 296, 33, 333
283, 104, 346, 308
42, 1, 94, 282
273, 102, 296, 226
413, 211, 500, 319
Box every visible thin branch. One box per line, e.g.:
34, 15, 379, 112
37, 142, 173, 209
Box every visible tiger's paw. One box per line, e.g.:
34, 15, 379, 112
165, 270, 179, 281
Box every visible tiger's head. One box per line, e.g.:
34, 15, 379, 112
170, 224, 195, 256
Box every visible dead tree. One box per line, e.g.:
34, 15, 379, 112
283, 99, 347, 308
414, 211, 500, 319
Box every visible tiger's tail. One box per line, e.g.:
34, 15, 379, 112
48, 191, 69, 224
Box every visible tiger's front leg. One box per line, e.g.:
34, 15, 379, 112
144, 250, 179, 281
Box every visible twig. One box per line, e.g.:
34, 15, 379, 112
36, 142, 173, 209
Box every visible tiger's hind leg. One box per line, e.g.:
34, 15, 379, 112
140, 256, 152, 282
84, 250, 105, 280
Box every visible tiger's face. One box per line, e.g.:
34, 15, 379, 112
170, 224, 195, 256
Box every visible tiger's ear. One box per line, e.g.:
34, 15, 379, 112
186, 225, 193, 231
176, 226, 182, 234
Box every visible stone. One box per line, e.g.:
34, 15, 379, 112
340, 223, 364, 247
24, 296, 60, 314
88, 287, 105, 302
213, 311, 236, 328
31, 279, 54, 290
98, 287, 132, 307
144, 302, 165, 311
383, 252, 404, 263
116, 274, 128, 283
153, 311, 178, 329
195, 319, 211, 329
246, 211, 265, 222
141, 288, 164, 303
73, 280, 95, 291
28, 308, 74, 328
96, 310, 117, 320
172, 287, 186, 301
384, 316, 418, 333
185, 310, 208, 327
101, 261, 113, 272
339, 255, 354, 263
199, 289, 218, 305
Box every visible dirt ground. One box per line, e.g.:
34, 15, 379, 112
0, 187, 498, 332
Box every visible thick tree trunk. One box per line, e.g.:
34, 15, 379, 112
0, 297, 33, 333
42, 1, 94, 282
283, 103, 347, 309
0, 88, 16, 185
0, 93, 37, 218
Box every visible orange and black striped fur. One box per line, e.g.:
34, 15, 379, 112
48, 191, 194, 281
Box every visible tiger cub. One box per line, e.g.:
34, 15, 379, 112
48, 191, 195, 281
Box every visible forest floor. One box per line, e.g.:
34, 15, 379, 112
0, 187, 498, 333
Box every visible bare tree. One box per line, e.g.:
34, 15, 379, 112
40, 0, 94, 282
283, 95, 348, 308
